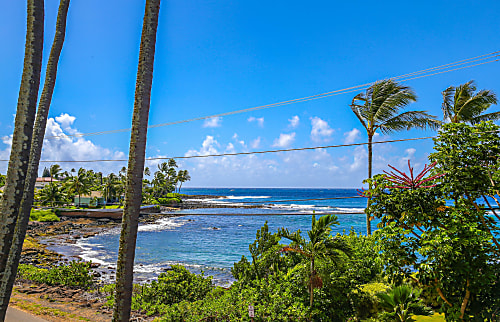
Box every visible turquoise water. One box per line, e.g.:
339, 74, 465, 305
69, 188, 370, 285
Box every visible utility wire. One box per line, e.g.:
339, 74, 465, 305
2, 129, 499, 163
0, 135, 435, 163
41, 51, 499, 140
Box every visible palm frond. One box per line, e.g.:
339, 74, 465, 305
372, 81, 417, 123
458, 89, 497, 121
379, 111, 440, 134
443, 80, 498, 124
441, 86, 455, 121
470, 111, 500, 124
278, 228, 305, 246
350, 94, 369, 130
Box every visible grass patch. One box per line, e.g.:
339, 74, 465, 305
414, 313, 445, 321
22, 236, 40, 249
104, 205, 121, 209
30, 209, 60, 222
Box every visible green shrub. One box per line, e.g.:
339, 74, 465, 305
17, 261, 96, 288
30, 209, 60, 222
132, 265, 213, 315
159, 278, 310, 322
100, 265, 213, 316
157, 197, 182, 205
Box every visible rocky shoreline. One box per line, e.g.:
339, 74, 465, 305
15, 195, 250, 320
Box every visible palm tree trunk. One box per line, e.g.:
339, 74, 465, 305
0, 0, 44, 318
112, 1, 160, 321
1, 2, 71, 312
366, 133, 373, 235
310, 257, 314, 309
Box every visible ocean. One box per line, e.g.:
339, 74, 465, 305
53, 188, 370, 286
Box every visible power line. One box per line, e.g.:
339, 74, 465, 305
42, 51, 500, 140
0, 135, 436, 163
2, 129, 499, 164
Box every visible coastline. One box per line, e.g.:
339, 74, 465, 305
13, 196, 235, 321
23, 195, 251, 285
14, 189, 366, 320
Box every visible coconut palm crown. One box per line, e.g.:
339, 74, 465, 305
442, 80, 498, 124
350, 79, 440, 235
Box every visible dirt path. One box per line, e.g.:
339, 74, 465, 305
6, 306, 48, 322
9, 287, 112, 322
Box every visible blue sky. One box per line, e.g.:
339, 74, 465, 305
1, 0, 499, 188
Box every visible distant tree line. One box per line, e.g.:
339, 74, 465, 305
24, 159, 191, 207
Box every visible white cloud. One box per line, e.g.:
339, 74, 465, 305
0, 135, 12, 173
288, 115, 300, 128
39, 116, 126, 174
310, 117, 334, 142
248, 116, 264, 127
231, 133, 246, 148
225, 143, 236, 153
349, 146, 367, 172
55, 113, 76, 132
272, 133, 295, 148
398, 148, 418, 168
182, 136, 346, 188
0, 113, 127, 175
185, 135, 220, 157
203, 117, 222, 128
344, 128, 361, 144
250, 137, 261, 149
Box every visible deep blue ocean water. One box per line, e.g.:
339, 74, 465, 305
56, 188, 371, 285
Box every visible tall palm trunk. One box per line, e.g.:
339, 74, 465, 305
112, 1, 160, 321
366, 133, 373, 235
0, 0, 44, 318
310, 257, 315, 309
0, 1, 70, 316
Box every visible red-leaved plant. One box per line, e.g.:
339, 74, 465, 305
384, 160, 444, 189
357, 160, 444, 197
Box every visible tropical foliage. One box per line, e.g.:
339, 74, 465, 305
350, 79, 439, 235
278, 214, 350, 310
366, 122, 500, 321
376, 285, 432, 322
442, 80, 498, 124
17, 261, 96, 288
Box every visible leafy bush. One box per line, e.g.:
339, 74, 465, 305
17, 261, 96, 288
376, 285, 432, 322
231, 222, 386, 321
29, 209, 60, 222
166, 193, 185, 198
159, 277, 309, 321
157, 197, 182, 205
98, 265, 213, 316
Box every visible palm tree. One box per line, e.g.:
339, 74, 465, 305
50, 164, 62, 183
66, 168, 91, 207
279, 214, 349, 311
0, 0, 44, 318
39, 183, 66, 207
103, 173, 120, 203
442, 80, 498, 124
350, 79, 439, 235
113, 0, 161, 320
177, 170, 191, 193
